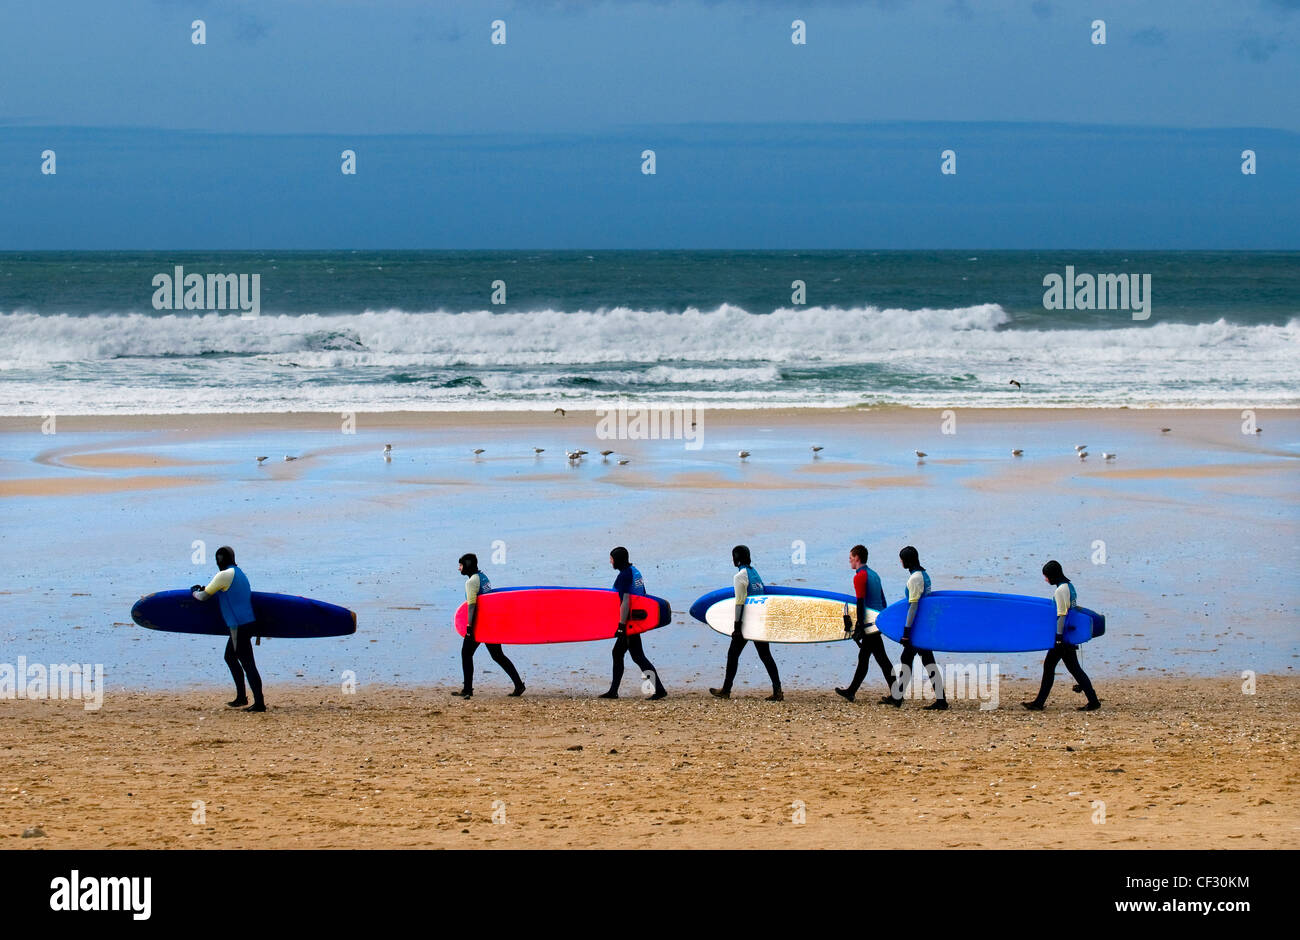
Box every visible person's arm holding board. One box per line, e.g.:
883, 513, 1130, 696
191, 568, 234, 602
732, 566, 751, 638
1053, 581, 1072, 647
616, 577, 632, 639
903, 568, 924, 645
464, 568, 483, 643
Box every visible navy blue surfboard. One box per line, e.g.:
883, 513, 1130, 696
131, 590, 357, 638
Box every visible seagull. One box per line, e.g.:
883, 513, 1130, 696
1009, 380, 1022, 390
1077, 451, 1088, 460
1074, 444, 1087, 451
383, 444, 392, 455
1255, 427, 1263, 434
1160, 428, 1172, 434
533, 447, 545, 455
1011, 449, 1023, 457
553, 408, 567, 417
256, 456, 268, 465
473, 448, 485, 456
915, 450, 927, 459
600, 450, 614, 460
811, 445, 824, 454
1102, 452, 1116, 460
575, 449, 588, 457
738, 450, 751, 460
617, 459, 630, 466
566, 450, 582, 462
283, 455, 298, 462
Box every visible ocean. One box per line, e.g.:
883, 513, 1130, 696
2, 250, 1297, 414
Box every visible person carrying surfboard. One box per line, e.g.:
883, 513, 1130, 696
1022, 561, 1101, 711
835, 544, 896, 702
453, 553, 525, 698
710, 545, 783, 701
189, 545, 265, 712
601, 547, 668, 699
879, 546, 947, 710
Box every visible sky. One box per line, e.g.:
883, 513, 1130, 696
1, 0, 1297, 248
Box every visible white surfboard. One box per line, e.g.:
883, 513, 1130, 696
704, 594, 877, 643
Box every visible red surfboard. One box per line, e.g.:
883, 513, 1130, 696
454, 586, 672, 644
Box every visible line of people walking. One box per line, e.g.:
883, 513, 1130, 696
453, 543, 1101, 711
188, 542, 1099, 712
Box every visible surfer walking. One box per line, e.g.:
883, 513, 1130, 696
190, 545, 265, 712
835, 544, 896, 702
710, 545, 783, 701
601, 547, 667, 699
453, 553, 525, 698
1022, 561, 1101, 711
880, 546, 947, 710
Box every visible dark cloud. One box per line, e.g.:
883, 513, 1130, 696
1133, 26, 1168, 47
233, 13, 269, 44
945, 0, 975, 20
412, 15, 467, 44
1237, 33, 1280, 61
150, 0, 269, 45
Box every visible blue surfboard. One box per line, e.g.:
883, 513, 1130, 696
874, 590, 1105, 653
131, 590, 357, 638
689, 585, 855, 623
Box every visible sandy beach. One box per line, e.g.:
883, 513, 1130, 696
2, 407, 1296, 848
2, 678, 1296, 849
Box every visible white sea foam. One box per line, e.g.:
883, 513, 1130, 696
1, 306, 1296, 412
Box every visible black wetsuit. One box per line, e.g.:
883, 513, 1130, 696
610, 633, 664, 695
224, 625, 263, 706
844, 565, 894, 695
895, 643, 944, 701
1032, 643, 1097, 705
607, 563, 665, 696
722, 633, 781, 692
846, 632, 895, 695
461, 637, 522, 693
890, 568, 945, 702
